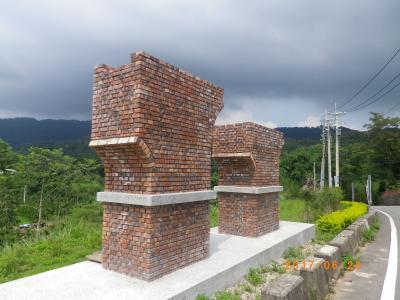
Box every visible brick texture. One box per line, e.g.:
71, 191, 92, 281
90, 51, 223, 280
212, 123, 283, 237
218, 193, 279, 237
102, 201, 209, 280
212, 122, 283, 187
91, 51, 224, 194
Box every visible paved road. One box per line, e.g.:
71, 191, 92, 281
334, 206, 400, 300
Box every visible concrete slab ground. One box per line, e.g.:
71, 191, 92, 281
0, 221, 314, 300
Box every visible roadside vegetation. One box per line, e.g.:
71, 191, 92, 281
0, 112, 397, 285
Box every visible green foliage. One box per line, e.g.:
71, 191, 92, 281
342, 254, 360, 272
283, 246, 304, 263
268, 260, 286, 274
209, 201, 218, 228
246, 268, 264, 286
279, 198, 305, 222
0, 139, 16, 171
362, 217, 380, 243
195, 294, 210, 300
0, 203, 102, 283
303, 187, 344, 223
215, 290, 241, 300
211, 160, 219, 188
316, 201, 368, 234
241, 284, 253, 293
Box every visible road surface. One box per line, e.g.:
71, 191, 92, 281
334, 206, 399, 300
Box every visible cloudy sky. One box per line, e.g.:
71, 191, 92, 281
1, 0, 399, 129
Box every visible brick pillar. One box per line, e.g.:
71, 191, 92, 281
212, 123, 284, 237
90, 51, 224, 281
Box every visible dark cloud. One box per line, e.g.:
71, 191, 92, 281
0, 0, 399, 128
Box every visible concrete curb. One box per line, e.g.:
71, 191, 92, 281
262, 209, 376, 300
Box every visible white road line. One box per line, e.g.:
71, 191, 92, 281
376, 210, 398, 300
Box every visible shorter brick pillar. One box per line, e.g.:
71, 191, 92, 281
90, 51, 223, 280
212, 123, 284, 237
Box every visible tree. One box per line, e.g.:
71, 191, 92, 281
0, 139, 15, 171
365, 113, 400, 188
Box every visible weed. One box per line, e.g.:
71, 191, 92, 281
241, 283, 253, 293
283, 246, 304, 263
362, 217, 380, 243
215, 290, 241, 300
269, 260, 286, 274
247, 268, 264, 286
342, 254, 360, 272
195, 294, 210, 300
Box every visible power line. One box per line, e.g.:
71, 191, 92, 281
384, 102, 400, 115
347, 71, 400, 111
348, 80, 400, 112
337, 45, 400, 109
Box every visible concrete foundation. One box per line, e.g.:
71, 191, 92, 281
0, 221, 314, 300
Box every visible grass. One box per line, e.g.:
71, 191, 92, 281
0, 202, 103, 283
279, 198, 306, 222
283, 246, 304, 263
342, 254, 360, 272
210, 201, 218, 227
362, 217, 380, 243
267, 260, 286, 274
214, 290, 241, 300
246, 267, 264, 286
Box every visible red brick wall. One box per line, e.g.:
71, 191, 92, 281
218, 192, 279, 237
90, 52, 223, 280
91, 51, 224, 194
212, 123, 283, 186
212, 123, 283, 237
102, 201, 209, 280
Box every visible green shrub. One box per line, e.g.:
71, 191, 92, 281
316, 201, 368, 235
303, 187, 344, 222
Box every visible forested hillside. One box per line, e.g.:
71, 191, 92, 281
0, 117, 364, 156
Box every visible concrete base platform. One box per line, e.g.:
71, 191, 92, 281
0, 221, 314, 300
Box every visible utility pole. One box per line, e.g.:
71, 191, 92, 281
320, 118, 326, 189
327, 111, 333, 188
23, 185, 27, 204
369, 175, 372, 205
313, 162, 316, 191
333, 103, 346, 187
351, 182, 355, 202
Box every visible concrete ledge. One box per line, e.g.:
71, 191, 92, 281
214, 185, 283, 194
97, 190, 217, 206
89, 136, 138, 147
0, 221, 314, 300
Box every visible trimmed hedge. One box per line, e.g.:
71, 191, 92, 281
316, 201, 368, 234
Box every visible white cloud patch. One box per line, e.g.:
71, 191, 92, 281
297, 115, 320, 127
216, 107, 277, 128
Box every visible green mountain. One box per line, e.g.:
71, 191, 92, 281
0, 118, 362, 157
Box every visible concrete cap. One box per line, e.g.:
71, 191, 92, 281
97, 190, 217, 206
214, 185, 283, 194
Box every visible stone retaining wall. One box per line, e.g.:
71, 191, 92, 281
262, 209, 378, 300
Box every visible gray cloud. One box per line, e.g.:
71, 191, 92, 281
0, 0, 399, 128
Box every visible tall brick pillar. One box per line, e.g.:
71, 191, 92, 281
212, 123, 284, 237
90, 51, 224, 281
